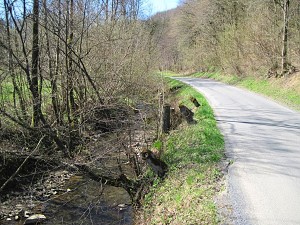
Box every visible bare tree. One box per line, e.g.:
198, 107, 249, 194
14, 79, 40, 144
0, 0, 159, 153
31, 0, 42, 126
278, 0, 290, 75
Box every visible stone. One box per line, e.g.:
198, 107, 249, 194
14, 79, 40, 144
24, 214, 46, 224
118, 204, 128, 211
16, 204, 23, 209
24, 210, 30, 218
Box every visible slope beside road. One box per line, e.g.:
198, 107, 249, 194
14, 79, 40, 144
175, 77, 300, 225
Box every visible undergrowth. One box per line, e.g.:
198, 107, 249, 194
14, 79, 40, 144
137, 78, 224, 224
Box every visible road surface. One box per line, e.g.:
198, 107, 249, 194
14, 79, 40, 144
176, 77, 300, 225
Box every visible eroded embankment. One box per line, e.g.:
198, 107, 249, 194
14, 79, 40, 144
135, 78, 225, 224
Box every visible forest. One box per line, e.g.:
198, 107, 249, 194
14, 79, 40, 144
0, 0, 299, 224
0, 0, 160, 153
155, 0, 299, 78
0, 0, 164, 224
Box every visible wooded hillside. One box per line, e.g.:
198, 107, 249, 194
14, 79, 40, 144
153, 0, 299, 77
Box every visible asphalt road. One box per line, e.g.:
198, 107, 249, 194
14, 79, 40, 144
175, 77, 300, 225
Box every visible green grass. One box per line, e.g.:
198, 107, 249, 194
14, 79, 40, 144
138, 70, 299, 224
1, 79, 57, 110
239, 78, 300, 108
1, 81, 14, 102
139, 78, 224, 225
191, 71, 300, 110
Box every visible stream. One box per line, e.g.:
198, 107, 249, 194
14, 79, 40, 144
43, 175, 132, 225
1, 173, 132, 225
0, 103, 158, 225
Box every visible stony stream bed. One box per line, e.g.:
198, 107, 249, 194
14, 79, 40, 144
0, 102, 162, 225
0, 170, 132, 225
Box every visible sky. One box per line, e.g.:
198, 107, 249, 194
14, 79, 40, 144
145, 0, 180, 15
0, 0, 180, 19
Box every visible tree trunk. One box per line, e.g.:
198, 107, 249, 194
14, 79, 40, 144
4, 0, 27, 121
162, 104, 171, 133
66, 0, 77, 125
281, 0, 290, 75
31, 0, 42, 127
56, 0, 63, 124
43, 0, 60, 125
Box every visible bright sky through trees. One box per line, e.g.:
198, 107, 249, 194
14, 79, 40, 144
145, 0, 179, 15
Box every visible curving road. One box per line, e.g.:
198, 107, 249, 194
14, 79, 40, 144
175, 77, 300, 225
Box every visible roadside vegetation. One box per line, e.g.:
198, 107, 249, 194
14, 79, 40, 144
137, 67, 299, 224
137, 78, 224, 224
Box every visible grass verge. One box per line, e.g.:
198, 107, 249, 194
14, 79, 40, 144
137, 78, 224, 224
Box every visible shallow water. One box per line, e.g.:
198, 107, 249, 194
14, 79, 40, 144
1, 175, 132, 225
44, 175, 132, 225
